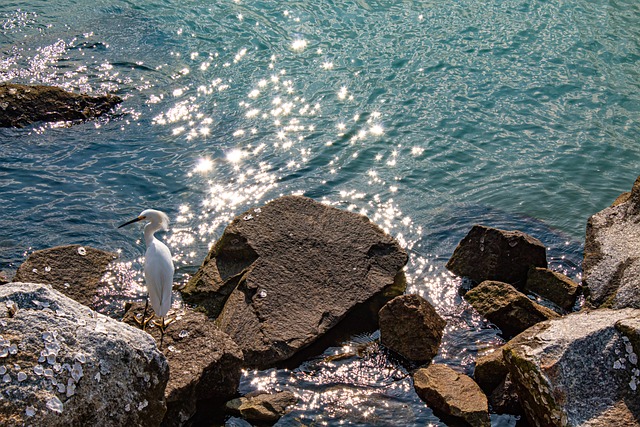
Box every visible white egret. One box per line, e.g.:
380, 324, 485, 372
118, 209, 174, 345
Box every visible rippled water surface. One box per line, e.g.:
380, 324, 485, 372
1, 0, 639, 425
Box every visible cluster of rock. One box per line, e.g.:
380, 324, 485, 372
3, 175, 640, 426
1, 196, 408, 426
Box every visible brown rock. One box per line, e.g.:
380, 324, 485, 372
474, 350, 508, 395
464, 281, 559, 338
186, 196, 408, 369
488, 375, 523, 416
13, 245, 117, 309
226, 391, 297, 423
525, 267, 580, 311
379, 294, 446, 363
584, 175, 640, 309
446, 225, 547, 287
0, 83, 121, 127
413, 364, 490, 427
123, 304, 243, 426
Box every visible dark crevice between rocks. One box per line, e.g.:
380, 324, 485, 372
273, 270, 407, 370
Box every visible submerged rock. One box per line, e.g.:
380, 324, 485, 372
226, 390, 297, 423
446, 225, 547, 287
184, 196, 408, 369
503, 308, 640, 427
583, 175, 640, 309
13, 245, 117, 310
0, 282, 168, 427
413, 364, 490, 427
378, 294, 446, 364
525, 267, 580, 312
464, 281, 559, 338
0, 83, 121, 127
122, 303, 243, 427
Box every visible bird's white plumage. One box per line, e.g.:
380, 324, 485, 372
132, 209, 174, 318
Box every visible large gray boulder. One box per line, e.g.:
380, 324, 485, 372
503, 308, 640, 427
379, 294, 446, 364
464, 281, 560, 338
122, 303, 243, 427
413, 364, 490, 427
13, 245, 117, 310
584, 175, 640, 308
446, 225, 547, 287
184, 196, 408, 369
0, 83, 121, 127
0, 283, 168, 426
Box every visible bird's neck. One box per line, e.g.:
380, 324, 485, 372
143, 223, 161, 246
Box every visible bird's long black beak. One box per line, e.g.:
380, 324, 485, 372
118, 216, 144, 228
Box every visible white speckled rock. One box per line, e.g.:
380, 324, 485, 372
583, 175, 640, 309
503, 308, 640, 427
0, 283, 169, 427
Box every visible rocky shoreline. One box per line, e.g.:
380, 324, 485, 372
1, 178, 639, 426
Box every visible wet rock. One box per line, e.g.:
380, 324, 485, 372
226, 390, 297, 423
473, 350, 508, 395
0, 83, 121, 128
524, 267, 580, 312
464, 281, 559, 338
0, 282, 168, 427
186, 196, 407, 369
446, 225, 547, 287
13, 245, 117, 310
413, 364, 490, 427
503, 308, 640, 427
583, 175, 640, 308
122, 303, 243, 427
378, 294, 446, 364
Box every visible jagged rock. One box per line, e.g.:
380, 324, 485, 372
0, 283, 168, 427
0, 272, 8, 285
226, 391, 297, 423
13, 245, 117, 309
525, 267, 580, 311
184, 196, 407, 369
464, 281, 559, 338
503, 308, 640, 427
378, 294, 446, 364
584, 175, 640, 309
473, 350, 508, 395
0, 83, 121, 127
122, 303, 243, 427
413, 364, 490, 427
446, 225, 547, 287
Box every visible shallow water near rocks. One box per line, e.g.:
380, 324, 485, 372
1, 0, 639, 425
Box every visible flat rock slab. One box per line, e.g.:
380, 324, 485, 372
446, 225, 547, 286
379, 294, 446, 364
584, 175, 640, 308
0, 283, 168, 427
413, 364, 490, 427
503, 308, 640, 427
464, 280, 559, 338
525, 267, 580, 312
184, 195, 408, 369
226, 391, 297, 423
13, 245, 117, 310
122, 303, 243, 427
0, 83, 121, 127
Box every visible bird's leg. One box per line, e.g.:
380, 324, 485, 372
160, 317, 165, 348
156, 316, 174, 349
134, 297, 150, 330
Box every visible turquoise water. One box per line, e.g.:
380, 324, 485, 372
1, 0, 639, 425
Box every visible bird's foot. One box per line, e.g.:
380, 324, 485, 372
153, 317, 175, 329
134, 313, 154, 328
